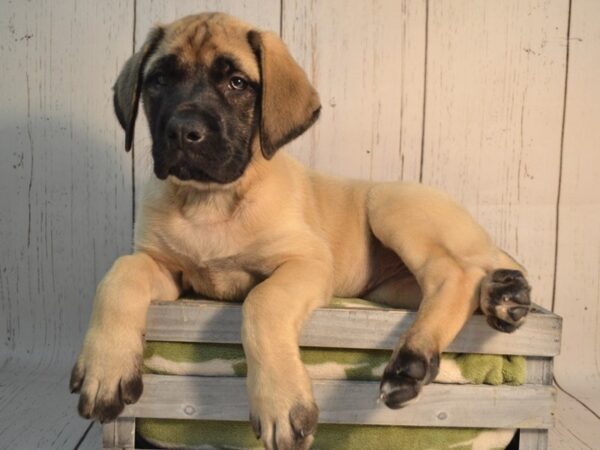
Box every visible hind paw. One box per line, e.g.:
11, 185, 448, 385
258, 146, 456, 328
480, 269, 531, 333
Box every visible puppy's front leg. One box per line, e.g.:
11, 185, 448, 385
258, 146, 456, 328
70, 253, 179, 422
242, 258, 332, 450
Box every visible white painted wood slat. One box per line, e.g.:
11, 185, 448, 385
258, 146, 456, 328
520, 429, 549, 450
549, 389, 600, 450
282, 0, 425, 182
0, 0, 135, 368
123, 374, 555, 429
103, 417, 135, 449
145, 300, 562, 356
553, 0, 600, 416
0, 0, 134, 448
0, 363, 94, 449
421, 0, 569, 309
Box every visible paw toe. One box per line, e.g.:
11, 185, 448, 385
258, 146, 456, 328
486, 316, 519, 333
77, 383, 98, 419
380, 348, 439, 409
94, 396, 125, 423
69, 363, 84, 393
73, 365, 142, 422
380, 377, 421, 409
120, 375, 143, 405
250, 413, 262, 439
289, 402, 319, 439
508, 305, 529, 322
482, 269, 531, 331
250, 401, 318, 450
490, 268, 524, 284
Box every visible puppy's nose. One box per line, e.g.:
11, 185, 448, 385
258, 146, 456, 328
166, 116, 207, 148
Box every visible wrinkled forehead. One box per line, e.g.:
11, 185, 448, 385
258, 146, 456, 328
146, 13, 259, 81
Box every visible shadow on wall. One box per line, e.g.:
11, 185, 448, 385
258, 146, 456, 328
0, 107, 134, 370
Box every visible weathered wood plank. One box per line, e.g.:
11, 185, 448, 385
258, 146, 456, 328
553, 0, 600, 415
549, 388, 600, 450
145, 300, 562, 356
0, 0, 135, 367
421, 0, 569, 309
123, 374, 555, 429
0, 0, 134, 447
103, 417, 135, 449
526, 357, 553, 385
282, 0, 425, 182
520, 429, 548, 450
78, 423, 102, 450
0, 364, 93, 450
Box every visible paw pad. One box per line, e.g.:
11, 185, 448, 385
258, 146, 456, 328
380, 347, 439, 409
481, 269, 531, 333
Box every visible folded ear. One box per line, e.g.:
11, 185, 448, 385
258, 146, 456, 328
113, 26, 164, 151
248, 30, 321, 160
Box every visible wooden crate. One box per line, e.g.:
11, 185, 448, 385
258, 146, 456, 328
103, 300, 561, 450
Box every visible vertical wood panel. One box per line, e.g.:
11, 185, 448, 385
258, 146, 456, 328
0, 0, 134, 366
282, 0, 426, 181
132, 0, 281, 209
421, 0, 569, 308
0, 1, 134, 447
553, 0, 600, 414
1, 2, 597, 448
550, 390, 600, 449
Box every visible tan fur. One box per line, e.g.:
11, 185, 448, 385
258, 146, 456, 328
73, 13, 529, 450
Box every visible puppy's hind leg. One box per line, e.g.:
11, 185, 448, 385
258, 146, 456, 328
367, 183, 501, 409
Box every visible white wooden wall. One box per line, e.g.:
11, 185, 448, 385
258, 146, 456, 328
1, 1, 598, 448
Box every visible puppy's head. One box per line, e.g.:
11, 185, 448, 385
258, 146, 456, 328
113, 13, 320, 184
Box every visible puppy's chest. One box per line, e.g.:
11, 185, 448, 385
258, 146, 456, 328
157, 217, 262, 301
182, 260, 260, 302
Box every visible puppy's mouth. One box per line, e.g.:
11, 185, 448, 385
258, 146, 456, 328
153, 151, 247, 185
162, 164, 218, 183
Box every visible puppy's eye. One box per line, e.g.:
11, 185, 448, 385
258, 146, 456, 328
229, 76, 247, 91
151, 72, 168, 87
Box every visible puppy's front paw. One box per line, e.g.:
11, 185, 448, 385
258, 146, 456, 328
69, 331, 143, 423
379, 346, 440, 409
248, 367, 318, 450
480, 269, 531, 333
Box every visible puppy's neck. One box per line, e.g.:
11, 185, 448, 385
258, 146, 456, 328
165, 150, 280, 225
169, 182, 241, 223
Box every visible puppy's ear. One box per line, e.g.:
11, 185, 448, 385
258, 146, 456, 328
248, 30, 321, 160
113, 26, 164, 151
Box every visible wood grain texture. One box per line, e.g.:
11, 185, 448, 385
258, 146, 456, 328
0, 1, 134, 448
0, 0, 135, 368
145, 300, 562, 356
549, 388, 600, 450
282, 0, 425, 181
103, 417, 135, 449
526, 358, 554, 385
78, 423, 102, 450
0, 362, 93, 449
132, 0, 281, 210
123, 374, 555, 428
553, 0, 600, 415
520, 429, 549, 450
96, 391, 600, 450
421, 0, 569, 309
